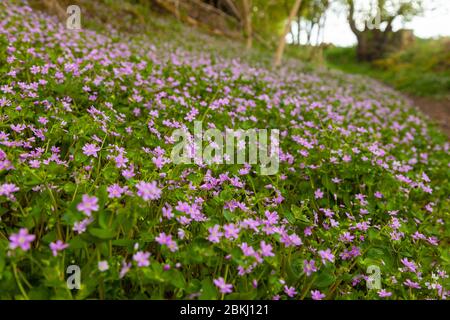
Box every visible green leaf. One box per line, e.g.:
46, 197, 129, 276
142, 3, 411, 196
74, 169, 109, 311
68, 236, 86, 249
0, 249, 5, 274
315, 269, 336, 288
167, 269, 186, 289
199, 278, 217, 300
291, 204, 310, 224
223, 209, 233, 222
219, 189, 233, 202
111, 239, 134, 247
98, 211, 109, 230
89, 228, 115, 239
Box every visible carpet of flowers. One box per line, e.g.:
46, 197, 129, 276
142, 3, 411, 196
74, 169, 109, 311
0, 1, 449, 299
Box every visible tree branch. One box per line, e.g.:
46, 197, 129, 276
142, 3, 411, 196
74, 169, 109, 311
346, 0, 361, 36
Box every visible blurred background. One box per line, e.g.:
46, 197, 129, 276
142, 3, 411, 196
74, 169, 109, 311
34, 0, 449, 134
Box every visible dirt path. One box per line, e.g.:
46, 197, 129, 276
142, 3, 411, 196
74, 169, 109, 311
408, 95, 450, 138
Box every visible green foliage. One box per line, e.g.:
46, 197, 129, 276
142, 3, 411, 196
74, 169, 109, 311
0, 0, 448, 301
324, 38, 450, 98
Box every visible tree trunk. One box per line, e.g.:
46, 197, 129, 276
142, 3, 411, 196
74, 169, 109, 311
321, 14, 327, 44
273, 0, 303, 67
346, 0, 397, 61
242, 0, 252, 49
42, 0, 66, 21
315, 20, 321, 46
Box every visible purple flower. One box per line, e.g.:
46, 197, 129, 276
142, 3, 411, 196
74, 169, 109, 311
82, 143, 101, 157
133, 251, 150, 267
77, 194, 99, 216
303, 260, 317, 276
404, 279, 421, 289
213, 277, 233, 294
339, 232, 354, 243
120, 261, 131, 278
284, 286, 297, 297
155, 232, 171, 245
378, 289, 392, 298
318, 248, 335, 265
207, 225, 223, 243
122, 165, 135, 179
311, 290, 325, 300
342, 155, 352, 162
107, 184, 124, 198
155, 232, 178, 252
240, 242, 256, 257
114, 153, 129, 168
0, 183, 20, 200
73, 217, 93, 234
260, 241, 275, 257
162, 204, 174, 219
136, 181, 161, 201
401, 258, 418, 273
314, 188, 324, 199
223, 223, 239, 240
374, 191, 383, 199
9, 228, 35, 251
280, 232, 303, 247
49, 240, 69, 256
98, 260, 109, 272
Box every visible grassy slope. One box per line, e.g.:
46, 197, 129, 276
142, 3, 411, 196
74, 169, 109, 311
31, 0, 450, 100
324, 40, 450, 99
0, 0, 448, 300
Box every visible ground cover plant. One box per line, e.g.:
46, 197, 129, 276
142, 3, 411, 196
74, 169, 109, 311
0, 0, 449, 300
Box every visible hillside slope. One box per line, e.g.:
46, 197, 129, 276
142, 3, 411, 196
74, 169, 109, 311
0, 1, 448, 300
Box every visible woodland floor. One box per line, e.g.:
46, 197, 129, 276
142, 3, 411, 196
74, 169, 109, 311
410, 95, 450, 138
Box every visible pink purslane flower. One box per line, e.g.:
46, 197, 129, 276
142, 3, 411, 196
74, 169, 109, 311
260, 241, 275, 257
107, 184, 125, 198
136, 181, 161, 201
133, 251, 150, 267
98, 260, 109, 272
318, 248, 335, 265
120, 261, 132, 279
162, 204, 174, 219
378, 289, 392, 298
0, 183, 20, 200
77, 194, 99, 216
73, 217, 93, 234
223, 223, 239, 240
314, 188, 324, 199
155, 232, 178, 252
240, 242, 256, 257
404, 279, 421, 289
207, 225, 223, 243
284, 286, 297, 297
49, 240, 69, 256
311, 290, 326, 300
213, 277, 233, 294
9, 228, 35, 251
401, 258, 418, 273
82, 143, 101, 157
303, 259, 317, 276
374, 191, 383, 199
